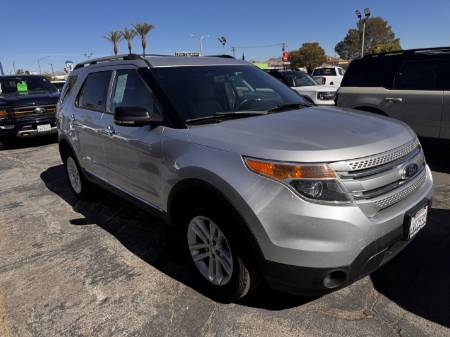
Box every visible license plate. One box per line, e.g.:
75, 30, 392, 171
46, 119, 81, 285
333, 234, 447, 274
408, 205, 428, 239
37, 124, 51, 132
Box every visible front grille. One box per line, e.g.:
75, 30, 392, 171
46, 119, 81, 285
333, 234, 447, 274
12, 105, 56, 118
373, 170, 426, 210
334, 139, 427, 217
347, 138, 420, 171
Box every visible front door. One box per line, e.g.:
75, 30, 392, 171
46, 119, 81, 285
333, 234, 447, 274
103, 68, 166, 209
384, 59, 443, 138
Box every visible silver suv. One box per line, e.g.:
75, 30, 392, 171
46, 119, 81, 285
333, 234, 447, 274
57, 54, 433, 301
336, 47, 450, 140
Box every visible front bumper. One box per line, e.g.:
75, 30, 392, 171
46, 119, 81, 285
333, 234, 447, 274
0, 115, 57, 138
238, 164, 433, 294
261, 205, 426, 295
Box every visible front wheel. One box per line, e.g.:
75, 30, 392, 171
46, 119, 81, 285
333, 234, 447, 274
182, 205, 259, 302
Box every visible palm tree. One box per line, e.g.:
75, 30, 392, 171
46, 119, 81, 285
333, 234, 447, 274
104, 31, 123, 56
133, 23, 155, 56
122, 28, 137, 54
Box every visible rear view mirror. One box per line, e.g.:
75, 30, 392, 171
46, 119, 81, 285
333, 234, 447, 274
114, 106, 163, 127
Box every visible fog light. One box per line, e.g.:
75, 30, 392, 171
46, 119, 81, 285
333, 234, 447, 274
323, 270, 347, 288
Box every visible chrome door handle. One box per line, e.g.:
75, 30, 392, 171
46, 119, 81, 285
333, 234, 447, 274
102, 125, 116, 136
70, 114, 76, 121
384, 97, 403, 103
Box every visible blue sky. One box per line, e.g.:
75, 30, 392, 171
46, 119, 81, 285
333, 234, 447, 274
1, 0, 449, 73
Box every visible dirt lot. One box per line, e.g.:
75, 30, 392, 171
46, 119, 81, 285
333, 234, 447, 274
0, 137, 449, 337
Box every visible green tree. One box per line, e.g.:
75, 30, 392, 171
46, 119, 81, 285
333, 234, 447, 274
122, 28, 137, 54
289, 42, 326, 73
104, 31, 123, 56
335, 16, 401, 59
133, 23, 155, 56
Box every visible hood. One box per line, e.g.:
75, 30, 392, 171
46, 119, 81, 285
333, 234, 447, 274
292, 85, 337, 93
182, 106, 416, 163
0, 92, 59, 107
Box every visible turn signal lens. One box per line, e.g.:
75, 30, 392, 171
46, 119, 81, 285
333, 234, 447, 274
244, 158, 336, 180
0, 111, 7, 118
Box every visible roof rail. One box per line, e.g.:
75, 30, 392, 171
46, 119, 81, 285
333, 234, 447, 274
363, 46, 450, 58
74, 54, 152, 70
204, 54, 235, 59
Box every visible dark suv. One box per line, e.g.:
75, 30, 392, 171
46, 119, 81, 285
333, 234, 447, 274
0, 75, 60, 147
336, 47, 450, 140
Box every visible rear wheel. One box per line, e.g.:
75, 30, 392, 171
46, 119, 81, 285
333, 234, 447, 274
63, 150, 94, 199
180, 202, 260, 302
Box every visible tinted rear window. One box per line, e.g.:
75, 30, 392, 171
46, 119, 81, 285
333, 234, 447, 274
341, 57, 400, 88
312, 68, 336, 76
394, 60, 438, 90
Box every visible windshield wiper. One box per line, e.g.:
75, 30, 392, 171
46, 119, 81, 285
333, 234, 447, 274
185, 111, 267, 125
266, 102, 309, 113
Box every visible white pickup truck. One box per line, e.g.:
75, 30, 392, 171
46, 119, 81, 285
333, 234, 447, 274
266, 69, 337, 105
312, 66, 345, 87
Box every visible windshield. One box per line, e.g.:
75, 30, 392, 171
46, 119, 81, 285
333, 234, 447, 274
312, 68, 336, 76
0, 76, 57, 96
151, 65, 306, 122
281, 71, 319, 87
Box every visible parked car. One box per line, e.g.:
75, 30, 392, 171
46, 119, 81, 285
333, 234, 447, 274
312, 66, 345, 86
336, 47, 450, 140
51, 80, 66, 92
57, 54, 432, 301
0, 75, 59, 147
266, 69, 337, 105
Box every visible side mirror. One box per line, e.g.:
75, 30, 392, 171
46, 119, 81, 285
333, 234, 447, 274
114, 106, 163, 127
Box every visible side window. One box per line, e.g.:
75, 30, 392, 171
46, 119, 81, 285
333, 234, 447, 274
59, 75, 77, 104
77, 71, 112, 111
111, 69, 159, 114
394, 61, 438, 90
437, 61, 450, 90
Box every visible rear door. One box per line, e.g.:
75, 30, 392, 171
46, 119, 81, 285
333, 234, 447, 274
385, 59, 443, 138
73, 70, 113, 177
102, 67, 166, 208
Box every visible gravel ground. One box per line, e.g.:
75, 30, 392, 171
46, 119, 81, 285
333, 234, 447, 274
0, 136, 449, 337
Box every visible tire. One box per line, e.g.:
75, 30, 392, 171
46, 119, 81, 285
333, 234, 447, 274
180, 201, 260, 302
62, 150, 94, 199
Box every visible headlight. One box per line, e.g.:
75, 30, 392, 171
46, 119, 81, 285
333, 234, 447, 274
317, 92, 336, 100
244, 157, 352, 204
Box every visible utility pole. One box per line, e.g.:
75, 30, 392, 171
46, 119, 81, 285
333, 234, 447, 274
12, 62, 16, 74
49, 63, 55, 77
37, 56, 50, 74
231, 46, 236, 58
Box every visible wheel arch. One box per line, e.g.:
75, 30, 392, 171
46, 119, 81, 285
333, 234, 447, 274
167, 178, 266, 265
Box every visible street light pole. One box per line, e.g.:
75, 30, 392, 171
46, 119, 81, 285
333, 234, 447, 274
355, 8, 371, 58
191, 34, 210, 56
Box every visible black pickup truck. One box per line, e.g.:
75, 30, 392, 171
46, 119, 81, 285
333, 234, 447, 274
0, 75, 60, 147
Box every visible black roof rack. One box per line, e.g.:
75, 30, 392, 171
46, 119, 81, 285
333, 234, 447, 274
204, 54, 235, 59
73, 53, 176, 70
363, 46, 450, 58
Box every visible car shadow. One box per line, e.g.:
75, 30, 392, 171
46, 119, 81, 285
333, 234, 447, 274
40, 164, 313, 310
371, 207, 450, 328
0, 135, 57, 150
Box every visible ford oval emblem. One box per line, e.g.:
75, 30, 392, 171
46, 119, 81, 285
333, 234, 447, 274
34, 107, 46, 114
401, 163, 419, 180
